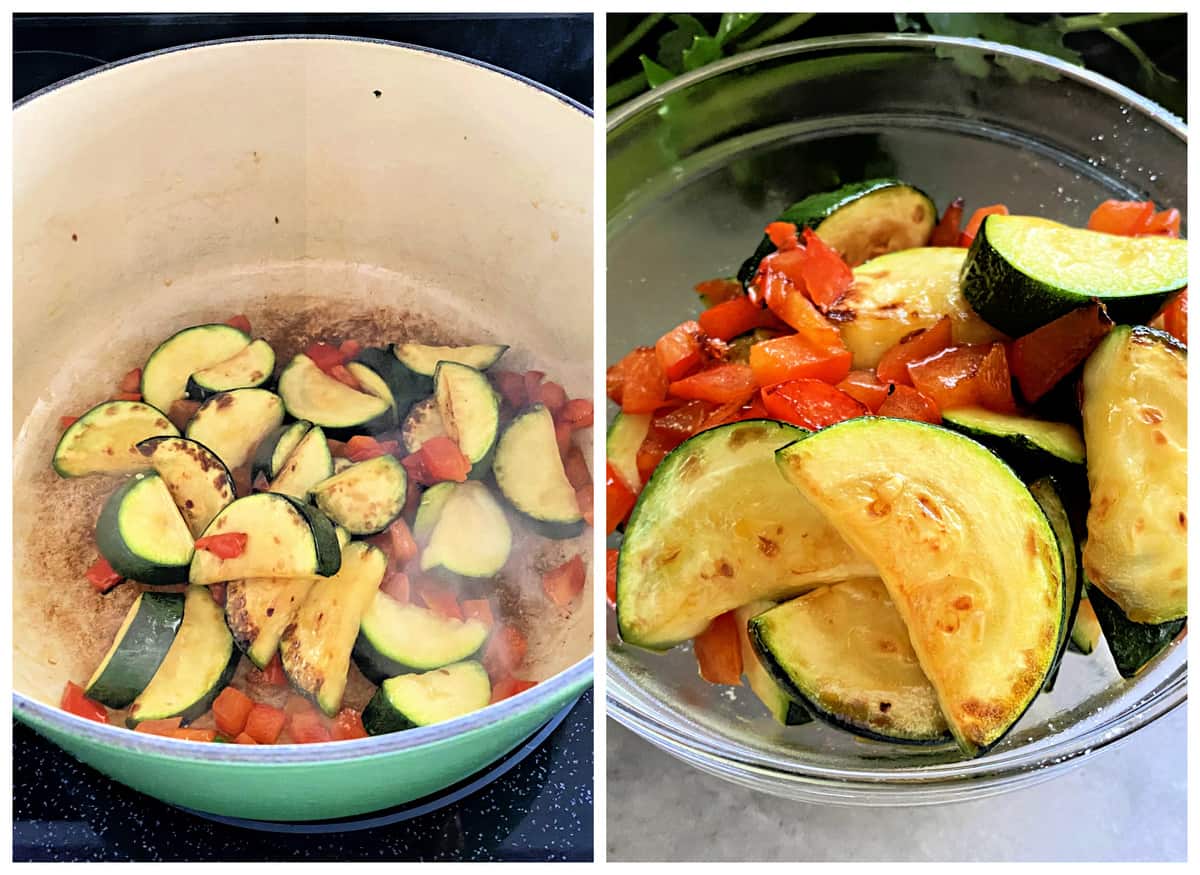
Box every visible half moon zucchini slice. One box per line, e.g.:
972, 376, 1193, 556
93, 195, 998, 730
140, 323, 251, 413
95, 472, 196, 585
84, 591, 185, 709
776, 417, 1063, 756
617, 419, 876, 651
184, 388, 285, 473
53, 400, 178, 478
492, 405, 585, 539
137, 436, 235, 537
750, 579, 948, 743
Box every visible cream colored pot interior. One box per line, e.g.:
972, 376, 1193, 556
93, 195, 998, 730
13, 38, 593, 706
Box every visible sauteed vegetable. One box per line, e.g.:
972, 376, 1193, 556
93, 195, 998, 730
608, 180, 1186, 756
55, 316, 592, 743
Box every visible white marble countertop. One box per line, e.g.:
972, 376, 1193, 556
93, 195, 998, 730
606, 707, 1185, 862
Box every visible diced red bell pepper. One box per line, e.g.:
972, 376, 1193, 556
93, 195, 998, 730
170, 728, 219, 742
165, 400, 200, 433
698, 297, 779, 342
331, 708, 368, 741
85, 556, 123, 594
877, 384, 941, 423
338, 339, 363, 361
60, 681, 108, 724
563, 445, 591, 490
929, 197, 965, 246
1087, 200, 1156, 236
1009, 303, 1114, 403
111, 392, 142, 402
346, 434, 398, 462
118, 367, 142, 394
694, 277, 743, 306
492, 370, 528, 409
1143, 208, 1181, 238
523, 370, 546, 402
194, 532, 248, 559
554, 420, 574, 457
655, 320, 705, 381
225, 314, 253, 334
749, 333, 851, 388
760, 272, 844, 347
975, 344, 1019, 414
795, 227, 854, 309
543, 555, 586, 608
483, 625, 528, 679
243, 702, 287, 744
235, 732, 258, 745
1161, 289, 1187, 345
559, 397, 594, 430
610, 347, 669, 413
380, 570, 411, 603
669, 364, 756, 404
212, 686, 255, 737
135, 717, 184, 735
836, 370, 891, 413
534, 381, 568, 416
959, 204, 1009, 246
693, 611, 743, 686
252, 653, 288, 687
417, 580, 463, 620
368, 518, 419, 567
606, 462, 637, 534
765, 221, 801, 250
761, 379, 867, 430
414, 436, 471, 483
876, 316, 954, 386
287, 707, 331, 744
461, 599, 494, 628
304, 341, 345, 372
649, 399, 713, 448
907, 345, 990, 410
698, 394, 768, 430
328, 364, 363, 391
606, 548, 619, 607
576, 482, 594, 527
490, 676, 537, 704
60, 415, 80, 430
635, 429, 673, 485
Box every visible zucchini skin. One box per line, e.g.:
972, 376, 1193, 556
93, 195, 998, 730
126, 645, 239, 729
362, 685, 420, 734
1088, 583, 1186, 679
1030, 476, 1084, 693
251, 421, 311, 481
353, 346, 429, 423
84, 592, 185, 709
95, 475, 192, 586
290, 499, 343, 578
748, 619, 950, 746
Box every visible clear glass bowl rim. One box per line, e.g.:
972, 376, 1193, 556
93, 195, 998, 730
605, 32, 1187, 803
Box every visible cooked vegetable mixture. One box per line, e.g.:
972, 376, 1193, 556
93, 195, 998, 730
55, 318, 593, 743
608, 180, 1187, 756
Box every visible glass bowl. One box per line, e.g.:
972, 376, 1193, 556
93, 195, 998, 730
606, 33, 1186, 806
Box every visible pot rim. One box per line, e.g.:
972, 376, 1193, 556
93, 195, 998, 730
606, 31, 1184, 140
14, 33, 594, 762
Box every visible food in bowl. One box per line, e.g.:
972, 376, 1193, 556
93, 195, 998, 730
53, 314, 594, 744
606, 179, 1186, 756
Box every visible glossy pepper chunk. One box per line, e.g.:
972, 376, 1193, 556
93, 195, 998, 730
693, 611, 743, 685
1008, 303, 1113, 403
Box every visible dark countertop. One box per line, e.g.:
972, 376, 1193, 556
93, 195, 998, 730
13, 12, 593, 863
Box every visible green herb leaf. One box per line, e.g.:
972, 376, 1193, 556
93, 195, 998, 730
682, 35, 724, 72
639, 54, 676, 89
656, 13, 709, 74
922, 13, 1083, 67
716, 13, 761, 46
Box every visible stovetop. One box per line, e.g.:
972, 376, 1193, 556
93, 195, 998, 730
12, 12, 593, 863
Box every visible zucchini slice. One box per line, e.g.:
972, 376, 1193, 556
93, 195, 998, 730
53, 400, 178, 478
268, 425, 333, 500
830, 247, 1005, 369
1029, 476, 1083, 692
141, 323, 251, 413
401, 397, 448, 453
185, 338, 276, 401
420, 481, 512, 579
353, 591, 490, 682
1087, 577, 1186, 678
750, 579, 950, 744
962, 215, 1188, 335
1081, 326, 1187, 624
127, 585, 238, 727
84, 591, 184, 708
189, 493, 341, 584
393, 342, 509, 376
493, 405, 585, 539
617, 420, 875, 651
185, 388, 285, 473
413, 480, 454, 544
280, 541, 388, 715
137, 436, 235, 537
277, 353, 390, 431
362, 661, 492, 734
251, 420, 311, 481
96, 473, 196, 585
738, 179, 937, 284
733, 601, 810, 726
942, 407, 1085, 475
349, 346, 428, 425
1069, 597, 1102, 655
776, 417, 1063, 755
435, 361, 500, 475
606, 412, 651, 494
225, 576, 317, 668
310, 454, 408, 536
